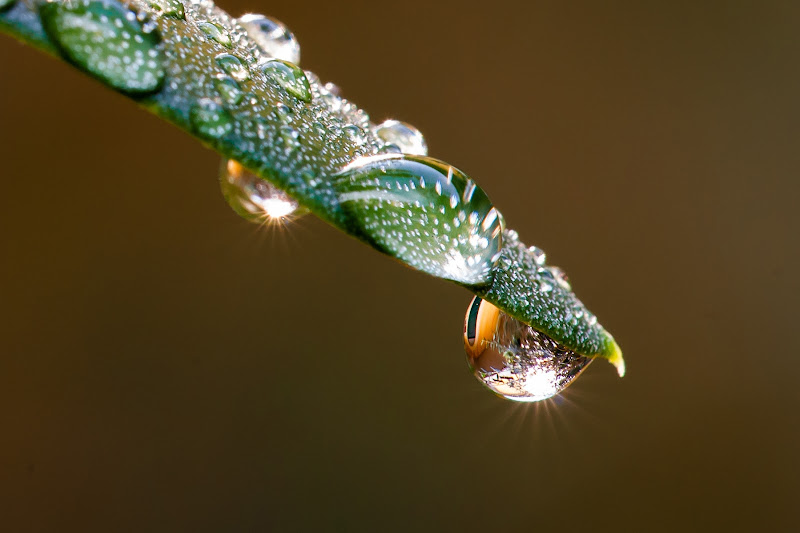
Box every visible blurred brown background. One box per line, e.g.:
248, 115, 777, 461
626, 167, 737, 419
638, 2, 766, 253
1, 0, 798, 531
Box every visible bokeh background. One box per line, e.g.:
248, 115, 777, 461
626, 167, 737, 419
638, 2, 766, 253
1, 1, 798, 531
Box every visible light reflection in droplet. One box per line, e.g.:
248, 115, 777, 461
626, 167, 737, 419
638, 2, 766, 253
219, 159, 305, 223
464, 296, 593, 402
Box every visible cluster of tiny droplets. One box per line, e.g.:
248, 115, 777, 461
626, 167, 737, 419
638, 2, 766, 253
478, 230, 605, 357
20, 0, 615, 368
473, 312, 594, 402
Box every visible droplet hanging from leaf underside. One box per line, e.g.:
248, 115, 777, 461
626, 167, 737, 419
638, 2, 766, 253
464, 297, 593, 402
220, 159, 305, 222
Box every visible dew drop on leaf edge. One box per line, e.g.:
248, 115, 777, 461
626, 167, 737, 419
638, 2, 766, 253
375, 120, 428, 156
237, 13, 300, 65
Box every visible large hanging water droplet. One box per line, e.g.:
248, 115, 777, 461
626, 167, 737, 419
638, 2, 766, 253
38, 0, 165, 94
375, 120, 428, 156
190, 98, 233, 139
260, 59, 312, 103
146, 0, 185, 20
220, 160, 304, 222
238, 13, 300, 65
464, 297, 593, 402
335, 154, 504, 286
197, 20, 232, 49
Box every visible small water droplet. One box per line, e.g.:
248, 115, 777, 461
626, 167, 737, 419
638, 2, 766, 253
273, 102, 294, 122
197, 20, 232, 49
549, 266, 572, 291
220, 159, 304, 222
374, 120, 428, 156
215, 53, 250, 82
377, 143, 403, 155
311, 121, 327, 136
260, 59, 312, 103
146, 0, 185, 20
190, 98, 233, 139
342, 124, 367, 145
528, 245, 546, 265
464, 297, 593, 402
238, 13, 300, 65
324, 82, 341, 96
335, 155, 503, 285
39, 0, 165, 93
213, 75, 243, 106
279, 125, 300, 151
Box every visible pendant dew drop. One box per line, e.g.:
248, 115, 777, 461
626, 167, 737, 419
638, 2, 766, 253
464, 296, 594, 402
220, 159, 304, 223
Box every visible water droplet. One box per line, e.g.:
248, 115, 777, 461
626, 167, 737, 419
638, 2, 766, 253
311, 121, 327, 136
273, 102, 294, 120
190, 98, 233, 139
238, 13, 300, 65
39, 0, 165, 94
260, 59, 312, 103
528, 245, 546, 265
335, 154, 503, 285
220, 160, 304, 222
215, 53, 250, 82
464, 297, 593, 402
279, 125, 300, 151
146, 0, 185, 20
213, 75, 243, 106
549, 266, 572, 290
324, 82, 341, 96
377, 143, 403, 155
197, 21, 232, 49
375, 120, 428, 156
342, 124, 367, 145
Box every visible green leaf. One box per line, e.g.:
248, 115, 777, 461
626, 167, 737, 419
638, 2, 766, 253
0, 0, 624, 374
